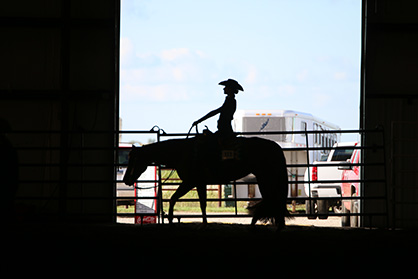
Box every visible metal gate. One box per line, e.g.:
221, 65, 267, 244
6, 128, 388, 227
128, 128, 388, 228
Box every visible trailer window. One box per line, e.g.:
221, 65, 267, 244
331, 148, 354, 161
301, 121, 307, 136
314, 123, 320, 144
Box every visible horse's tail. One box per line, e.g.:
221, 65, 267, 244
247, 200, 293, 224
247, 172, 293, 227
247, 141, 292, 229
247, 200, 276, 224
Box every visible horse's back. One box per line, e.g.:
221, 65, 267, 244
238, 136, 286, 164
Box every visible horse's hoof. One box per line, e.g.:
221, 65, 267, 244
197, 222, 207, 231
168, 218, 176, 228
275, 225, 286, 233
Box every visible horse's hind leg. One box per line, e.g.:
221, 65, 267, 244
168, 182, 194, 225
196, 184, 207, 226
275, 214, 285, 231
251, 216, 259, 227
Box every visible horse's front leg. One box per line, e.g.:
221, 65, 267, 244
196, 184, 207, 226
168, 182, 193, 225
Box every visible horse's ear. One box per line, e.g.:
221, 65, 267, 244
132, 144, 136, 149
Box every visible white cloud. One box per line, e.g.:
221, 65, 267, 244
297, 69, 309, 82
172, 67, 185, 81
120, 45, 217, 103
160, 48, 190, 61
312, 93, 332, 108
245, 66, 257, 84
333, 72, 347, 80
121, 83, 189, 102
121, 65, 187, 84
277, 84, 296, 96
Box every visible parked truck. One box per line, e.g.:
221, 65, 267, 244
340, 147, 361, 227
233, 109, 340, 200
304, 142, 358, 219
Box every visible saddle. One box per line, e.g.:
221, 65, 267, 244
193, 127, 241, 162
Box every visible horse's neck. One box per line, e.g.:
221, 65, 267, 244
142, 138, 189, 166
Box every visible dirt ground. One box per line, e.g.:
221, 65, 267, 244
118, 214, 343, 227
5, 222, 417, 275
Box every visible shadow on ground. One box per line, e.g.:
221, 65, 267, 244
5, 222, 417, 275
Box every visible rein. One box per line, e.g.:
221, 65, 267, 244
186, 124, 199, 139
134, 124, 198, 189
163, 124, 201, 184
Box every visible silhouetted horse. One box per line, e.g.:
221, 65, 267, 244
123, 135, 290, 230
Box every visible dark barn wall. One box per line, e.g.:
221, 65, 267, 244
0, 1, 120, 222
2, 0, 418, 228
362, 0, 418, 228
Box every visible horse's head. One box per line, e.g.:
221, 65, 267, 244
123, 145, 148, 186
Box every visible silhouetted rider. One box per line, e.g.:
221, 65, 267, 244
192, 79, 243, 139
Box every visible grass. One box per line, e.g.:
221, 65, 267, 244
117, 184, 307, 215
117, 169, 306, 215
161, 185, 248, 213
117, 204, 248, 214
117, 205, 135, 213
159, 170, 248, 213
116, 185, 248, 214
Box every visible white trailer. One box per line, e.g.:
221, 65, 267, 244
232, 110, 341, 200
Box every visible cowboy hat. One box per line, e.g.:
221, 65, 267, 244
218, 79, 244, 91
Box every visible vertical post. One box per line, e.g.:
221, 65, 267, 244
381, 128, 390, 228
156, 130, 163, 224
218, 185, 222, 207
113, 0, 121, 224
290, 150, 296, 212
292, 169, 297, 213
59, 0, 70, 219
389, 125, 396, 229
233, 180, 238, 216
305, 130, 313, 217
360, 130, 365, 228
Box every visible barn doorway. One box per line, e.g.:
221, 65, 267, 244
117, 1, 362, 227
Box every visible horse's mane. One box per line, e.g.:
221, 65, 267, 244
139, 137, 194, 166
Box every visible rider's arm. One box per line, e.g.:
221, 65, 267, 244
193, 107, 222, 126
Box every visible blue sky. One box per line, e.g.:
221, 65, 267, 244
120, 0, 362, 143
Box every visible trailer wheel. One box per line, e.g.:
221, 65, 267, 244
317, 199, 329, 219
305, 199, 317, 219
350, 194, 359, 227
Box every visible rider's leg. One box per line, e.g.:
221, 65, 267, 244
168, 182, 194, 225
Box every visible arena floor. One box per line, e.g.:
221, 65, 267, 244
5, 222, 417, 275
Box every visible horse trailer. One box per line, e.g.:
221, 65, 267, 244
233, 110, 341, 199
